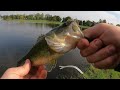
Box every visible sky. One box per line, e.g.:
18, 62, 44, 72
0, 11, 120, 25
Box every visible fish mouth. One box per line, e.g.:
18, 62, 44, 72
66, 22, 84, 39
45, 36, 67, 53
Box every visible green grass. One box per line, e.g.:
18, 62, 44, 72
5, 19, 62, 25
83, 65, 120, 79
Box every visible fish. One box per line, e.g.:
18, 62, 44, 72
17, 20, 84, 73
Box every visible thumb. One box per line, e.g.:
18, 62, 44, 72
83, 23, 106, 40
15, 59, 31, 76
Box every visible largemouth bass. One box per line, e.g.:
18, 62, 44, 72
17, 20, 84, 72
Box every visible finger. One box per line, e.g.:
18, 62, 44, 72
24, 74, 31, 79
80, 39, 103, 57
14, 59, 31, 76
83, 23, 108, 40
36, 65, 46, 78
94, 54, 118, 69
30, 76, 37, 79
36, 65, 46, 75
108, 55, 120, 69
38, 65, 46, 71
38, 70, 47, 79
87, 45, 116, 63
77, 38, 90, 50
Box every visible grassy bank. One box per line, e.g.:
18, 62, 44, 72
5, 19, 62, 25
83, 65, 120, 79
4, 19, 90, 29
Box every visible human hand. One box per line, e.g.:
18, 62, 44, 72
77, 23, 120, 69
0, 59, 47, 79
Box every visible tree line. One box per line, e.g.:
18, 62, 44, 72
0, 13, 119, 27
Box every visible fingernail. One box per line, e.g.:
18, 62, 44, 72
94, 39, 100, 46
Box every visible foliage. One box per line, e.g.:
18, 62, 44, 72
83, 65, 120, 79
1, 13, 119, 27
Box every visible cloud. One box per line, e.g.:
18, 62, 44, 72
110, 11, 120, 15
0, 11, 119, 25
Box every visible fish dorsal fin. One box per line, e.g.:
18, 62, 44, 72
45, 59, 57, 72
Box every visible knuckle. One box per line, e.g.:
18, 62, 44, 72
94, 62, 104, 69
107, 58, 114, 66
89, 43, 97, 50
94, 63, 100, 68
86, 56, 94, 63
106, 45, 116, 56
94, 39, 103, 47
81, 45, 96, 57
107, 56, 117, 66
90, 39, 103, 51
81, 49, 91, 57
80, 50, 86, 57
77, 39, 89, 50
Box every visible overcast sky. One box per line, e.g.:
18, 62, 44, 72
0, 11, 120, 25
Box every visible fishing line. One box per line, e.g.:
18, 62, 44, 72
59, 65, 87, 79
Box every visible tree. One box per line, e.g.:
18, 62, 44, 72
99, 19, 107, 23
86, 20, 93, 26
62, 16, 72, 22
52, 16, 57, 21
55, 16, 62, 22
103, 19, 107, 23
79, 20, 83, 25
40, 13, 44, 20
83, 20, 86, 26
116, 24, 120, 26
91, 21, 96, 26
26, 15, 34, 20
99, 19, 103, 23
35, 13, 41, 20
45, 14, 52, 20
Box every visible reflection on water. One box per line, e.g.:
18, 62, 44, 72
0, 21, 89, 78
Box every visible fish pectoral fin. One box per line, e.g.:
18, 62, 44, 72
45, 59, 57, 72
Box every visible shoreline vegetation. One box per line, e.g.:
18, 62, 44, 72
1, 13, 118, 30
5, 19, 63, 25
2, 19, 90, 30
